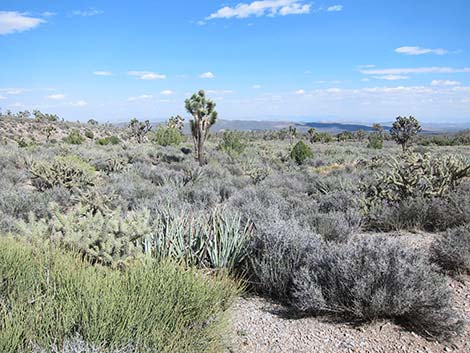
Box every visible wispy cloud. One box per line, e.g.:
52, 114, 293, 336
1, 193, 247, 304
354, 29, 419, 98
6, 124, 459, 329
128, 71, 166, 80
327, 5, 343, 12
71, 8, 104, 17
252, 84, 262, 89
127, 94, 153, 102
160, 90, 174, 95
71, 100, 88, 107
295, 89, 305, 94
361, 67, 470, 75
373, 75, 409, 81
0, 88, 25, 95
93, 71, 113, 76
200, 72, 215, 79
0, 11, 45, 35
395, 46, 448, 56
206, 0, 311, 20
47, 94, 66, 100
431, 80, 460, 86
0, 95, 6, 100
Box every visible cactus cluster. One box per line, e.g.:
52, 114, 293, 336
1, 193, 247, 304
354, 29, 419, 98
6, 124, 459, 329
28, 155, 96, 190
18, 204, 252, 270
366, 152, 470, 203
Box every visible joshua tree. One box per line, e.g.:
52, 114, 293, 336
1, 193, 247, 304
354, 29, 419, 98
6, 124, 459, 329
42, 125, 57, 142
307, 128, 317, 143
167, 115, 185, 134
390, 116, 422, 151
185, 90, 218, 165
128, 118, 152, 143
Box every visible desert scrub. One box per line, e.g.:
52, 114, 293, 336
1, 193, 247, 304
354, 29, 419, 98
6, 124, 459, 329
28, 155, 96, 190
431, 225, 470, 275
0, 237, 239, 353
291, 235, 462, 339
151, 126, 182, 146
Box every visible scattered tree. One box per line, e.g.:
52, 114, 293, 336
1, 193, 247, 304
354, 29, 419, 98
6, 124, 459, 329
167, 115, 185, 134
185, 90, 218, 165
128, 118, 152, 143
390, 116, 422, 151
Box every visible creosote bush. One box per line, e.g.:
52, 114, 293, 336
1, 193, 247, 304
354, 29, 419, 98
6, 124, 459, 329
290, 140, 313, 165
152, 126, 183, 146
0, 237, 238, 353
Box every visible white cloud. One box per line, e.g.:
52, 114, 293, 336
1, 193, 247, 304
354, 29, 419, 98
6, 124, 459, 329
3, 88, 24, 95
127, 94, 153, 102
326, 88, 342, 93
252, 84, 262, 89
93, 71, 112, 76
71, 100, 88, 107
47, 94, 66, 100
207, 90, 234, 94
160, 90, 174, 95
295, 89, 305, 94
327, 5, 343, 12
10, 102, 25, 108
361, 67, 470, 75
431, 80, 460, 86
200, 72, 215, 79
40, 12, 56, 17
0, 11, 45, 35
395, 46, 448, 56
71, 8, 104, 17
0, 95, 5, 100
373, 75, 409, 81
128, 71, 166, 80
206, 0, 311, 20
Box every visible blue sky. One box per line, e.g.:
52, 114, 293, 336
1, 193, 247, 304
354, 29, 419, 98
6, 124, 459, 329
0, 0, 469, 124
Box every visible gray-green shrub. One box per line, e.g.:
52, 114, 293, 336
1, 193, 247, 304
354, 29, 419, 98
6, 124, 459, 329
431, 225, 470, 275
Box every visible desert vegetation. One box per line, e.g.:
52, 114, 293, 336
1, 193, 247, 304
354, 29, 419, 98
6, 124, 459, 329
0, 103, 469, 352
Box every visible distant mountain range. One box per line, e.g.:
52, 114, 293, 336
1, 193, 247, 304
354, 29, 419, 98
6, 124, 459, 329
209, 120, 387, 133
116, 119, 469, 134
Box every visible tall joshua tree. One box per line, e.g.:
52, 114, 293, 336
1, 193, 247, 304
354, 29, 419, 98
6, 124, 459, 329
185, 90, 217, 165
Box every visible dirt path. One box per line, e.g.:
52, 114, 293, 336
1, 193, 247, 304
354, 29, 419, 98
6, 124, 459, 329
229, 276, 470, 353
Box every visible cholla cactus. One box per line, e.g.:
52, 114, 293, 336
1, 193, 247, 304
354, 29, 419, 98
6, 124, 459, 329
28, 155, 96, 190
366, 152, 470, 203
185, 90, 218, 165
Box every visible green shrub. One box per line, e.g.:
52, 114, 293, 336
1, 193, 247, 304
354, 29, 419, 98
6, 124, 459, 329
290, 140, 313, 165
28, 155, 96, 190
64, 130, 85, 145
0, 237, 238, 353
431, 225, 470, 275
367, 134, 383, 149
152, 126, 182, 146
96, 136, 121, 145
218, 130, 246, 156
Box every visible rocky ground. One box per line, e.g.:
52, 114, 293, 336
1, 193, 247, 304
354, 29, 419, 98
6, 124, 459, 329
229, 275, 470, 353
